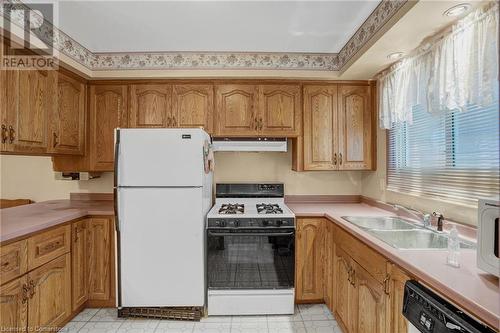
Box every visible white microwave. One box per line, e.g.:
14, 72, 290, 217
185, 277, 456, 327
477, 199, 500, 277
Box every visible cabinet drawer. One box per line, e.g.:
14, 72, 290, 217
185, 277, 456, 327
332, 222, 387, 284
0, 240, 28, 285
27, 225, 71, 271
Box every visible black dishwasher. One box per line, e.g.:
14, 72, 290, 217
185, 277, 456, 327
403, 280, 496, 333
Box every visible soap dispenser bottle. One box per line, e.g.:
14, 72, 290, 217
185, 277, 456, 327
447, 225, 461, 268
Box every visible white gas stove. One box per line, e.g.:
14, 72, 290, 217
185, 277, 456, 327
206, 183, 295, 316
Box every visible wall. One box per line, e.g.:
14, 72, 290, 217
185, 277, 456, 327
361, 127, 479, 226
0, 148, 362, 202
0, 155, 114, 202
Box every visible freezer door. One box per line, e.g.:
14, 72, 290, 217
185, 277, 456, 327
116, 128, 210, 187
117, 187, 206, 307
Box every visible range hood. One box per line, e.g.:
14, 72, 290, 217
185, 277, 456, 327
212, 138, 287, 152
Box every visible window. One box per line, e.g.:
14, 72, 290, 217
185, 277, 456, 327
387, 100, 500, 204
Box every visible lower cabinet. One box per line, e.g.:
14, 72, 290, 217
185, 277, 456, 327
389, 265, 411, 333
27, 254, 72, 333
334, 245, 356, 333
72, 219, 89, 310
0, 276, 28, 331
323, 221, 335, 312
295, 218, 324, 302
88, 218, 115, 306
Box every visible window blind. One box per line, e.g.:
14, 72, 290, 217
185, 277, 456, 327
387, 100, 500, 204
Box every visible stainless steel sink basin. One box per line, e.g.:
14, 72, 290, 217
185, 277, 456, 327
342, 216, 476, 250
367, 229, 476, 250
342, 216, 418, 230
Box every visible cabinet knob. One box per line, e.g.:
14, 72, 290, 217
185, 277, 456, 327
1, 125, 7, 143
8, 125, 15, 144
28, 279, 35, 299
22, 283, 29, 304
333, 153, 337, 165
339, 153, 343, 165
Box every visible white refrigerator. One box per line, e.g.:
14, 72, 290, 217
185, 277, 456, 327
114, 128, 213, 308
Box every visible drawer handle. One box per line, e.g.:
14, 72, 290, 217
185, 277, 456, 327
1, 261, 10, 267
41, 240, 62, 252
339, 153, 343, 165
333, 153, 337, 165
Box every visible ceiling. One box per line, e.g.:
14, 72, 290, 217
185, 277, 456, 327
55, 1, 380, 53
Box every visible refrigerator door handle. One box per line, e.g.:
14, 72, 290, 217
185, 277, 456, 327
114, 188, 120, 232
114, 128, 121, 187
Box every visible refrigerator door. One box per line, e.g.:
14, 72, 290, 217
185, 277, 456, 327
116, 128, 210, 187
117, 187, 205, 307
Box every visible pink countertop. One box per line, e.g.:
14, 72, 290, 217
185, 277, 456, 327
0, 199, 114, 243
288, 202, 499, 330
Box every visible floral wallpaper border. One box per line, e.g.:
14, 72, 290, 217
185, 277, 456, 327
2, 0, 408, 72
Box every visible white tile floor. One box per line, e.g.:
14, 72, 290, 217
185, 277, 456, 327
59, 304, 342, 333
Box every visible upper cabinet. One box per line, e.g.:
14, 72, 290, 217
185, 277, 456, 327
303, 85, 339, 170
129, 84, 171, 128
48, 72, 86, 155
258, 85, 301, 137
172, 84, 214, 133
215, 85, 258, 136
1, 69, 56, 154
303, 83, 374, 171
89, 84, 128, 171
338, 85, 373, 170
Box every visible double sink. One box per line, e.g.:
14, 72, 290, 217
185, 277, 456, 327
341, 216, 476, 250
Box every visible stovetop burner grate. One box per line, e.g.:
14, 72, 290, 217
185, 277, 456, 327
256, 203, 283, 214
219, 203, 245, 214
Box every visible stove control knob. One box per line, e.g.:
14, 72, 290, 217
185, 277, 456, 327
234, 220, 240, 228
220, 220, 227, 228
276, 220, 282, 227
262, 220, 269, 227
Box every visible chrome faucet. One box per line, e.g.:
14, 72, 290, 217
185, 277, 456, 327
433, 212, 445, 232
392, 204, 431, 229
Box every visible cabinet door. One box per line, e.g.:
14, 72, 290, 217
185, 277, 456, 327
338, 85, 372, 170
303, 85, 339, 170
295, 218, 324, 302
0, 240, 27, 285
27, 254, 71, 333
0, 276, 28, 332
334, 245, 355, 333
172, 85, 214, 133
352, 262, 388, 333
88, 218, 115, 305
129, 84, 171, 128
72, 219, 88, 310
9, 69, 56, 154
0, 69, 17, 152
215, 85, 258, 136
258, 85, 301, 137
89, 85, 127, 171
390, 265, 410, 333
48, 72, 85, 155
323, 222, 335, 312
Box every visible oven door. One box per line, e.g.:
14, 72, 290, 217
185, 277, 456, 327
207, 228, 295, 290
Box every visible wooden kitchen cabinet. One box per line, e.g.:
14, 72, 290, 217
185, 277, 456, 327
0, 276, 28, 332
303, 85, 339, 170
323, 221, 335, 312
215, 85, 259, 136
0, 240, 27, 285
389, 265, 411, 333
338, 84, 373, 170
258, 85, 301, 137
303, 83, 374, 171
89, 84, 128, 171
295, 218, 324, 302
71, 219, 89, 310
48, 71, 86, 155
88, 218, 115, 306
334, 245, 356, 333
172, 84, 214, 133
0, 69, 17, 152
129, 84, 171, 128
27, 225, 71, 271
2, 69, 56, 154
27, 254, 71, 332
351, 261, 388, 333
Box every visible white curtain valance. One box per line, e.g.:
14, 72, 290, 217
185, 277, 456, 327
378, 3, 499, 129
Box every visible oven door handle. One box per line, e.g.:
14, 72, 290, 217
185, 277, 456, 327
207, 231, 295, 237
